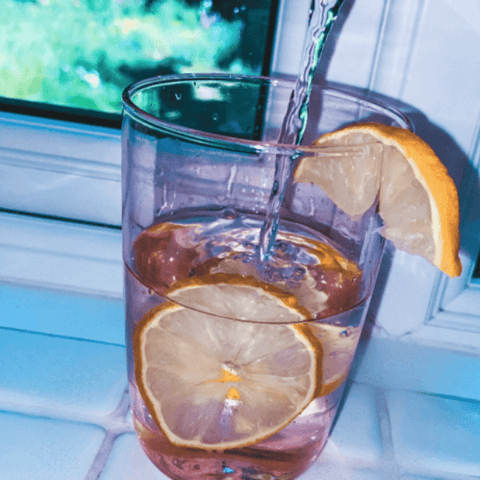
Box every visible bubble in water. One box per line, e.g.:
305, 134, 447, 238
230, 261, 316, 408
212, 113, 219, 121
293, 267, 306, 278
174, 92, 182, 101
173, 458, 186, 468
222, 208, 237, 219
340, 328, 352, 338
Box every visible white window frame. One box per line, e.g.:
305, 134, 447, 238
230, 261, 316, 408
0, 0, 479, 358
369, 62, 480, 356
0, 111, 122, 226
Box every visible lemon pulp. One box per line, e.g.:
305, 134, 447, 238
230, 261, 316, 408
134, 286, 320, 451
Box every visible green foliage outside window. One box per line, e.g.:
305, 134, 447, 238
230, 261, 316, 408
1, 0, 263, 113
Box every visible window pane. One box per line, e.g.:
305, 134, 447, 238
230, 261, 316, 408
1, 0, 276, 116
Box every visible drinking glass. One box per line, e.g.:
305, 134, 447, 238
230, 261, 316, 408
122, 74, 410, 480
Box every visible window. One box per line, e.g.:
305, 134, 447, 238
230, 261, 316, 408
0, 0, 287, 225
1, 0, 279, 119
1, 0, 479, 356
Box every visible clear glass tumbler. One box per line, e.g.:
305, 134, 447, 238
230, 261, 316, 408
122, 74, 410, 480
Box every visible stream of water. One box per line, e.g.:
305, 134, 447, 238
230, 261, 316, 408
256, 0, 346, 261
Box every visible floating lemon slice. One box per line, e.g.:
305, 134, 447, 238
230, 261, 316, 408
169, 273, 359, 398
294, 123, 462, 277
167, 273, 312, 322
134, 279, 321, 451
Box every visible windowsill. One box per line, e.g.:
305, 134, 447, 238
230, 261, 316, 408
1, 210, 479, 479
1, 286, 479, 480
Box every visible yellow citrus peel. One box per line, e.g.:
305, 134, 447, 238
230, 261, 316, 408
294, 123, 461, 277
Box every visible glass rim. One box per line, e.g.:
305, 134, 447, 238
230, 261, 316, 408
122, 73, 412, 154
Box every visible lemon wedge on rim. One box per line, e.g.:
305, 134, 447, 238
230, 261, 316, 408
294, 123, 462, 277
134, 277, 322, 451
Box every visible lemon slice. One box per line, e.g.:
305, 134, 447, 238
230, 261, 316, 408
294, 123, 461, 277
167, 273, 312, 322
134, 282, 321, 451
168, 274, 360, 398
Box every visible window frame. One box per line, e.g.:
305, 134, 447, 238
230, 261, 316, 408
371, 115, 480, 355
0, 110, 122, 226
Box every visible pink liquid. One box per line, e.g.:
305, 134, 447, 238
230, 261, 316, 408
130, 382, 342, 480
125, 215, 367, 479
